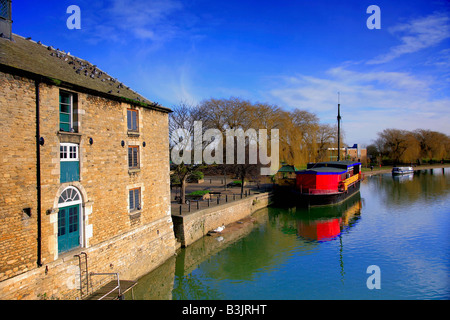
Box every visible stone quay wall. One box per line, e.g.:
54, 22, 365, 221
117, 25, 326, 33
172, 192, 273, 247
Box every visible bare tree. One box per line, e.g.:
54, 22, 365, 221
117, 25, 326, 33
169, 102, 205, 204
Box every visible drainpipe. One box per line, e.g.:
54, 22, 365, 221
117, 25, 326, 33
36, 78, 42, 267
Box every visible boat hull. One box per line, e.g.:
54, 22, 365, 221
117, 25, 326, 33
275, 180, 361, 207
298, 180, 361, 207
392, 171, 414, 175
392, 167, 414, 175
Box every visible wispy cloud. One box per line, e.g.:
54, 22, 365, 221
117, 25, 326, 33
367, 12, 450, 64
267, 67, 450, 144
82, 0, 186, 47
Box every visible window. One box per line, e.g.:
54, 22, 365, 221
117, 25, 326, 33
127, 109, 138, 132
128, 146, 139, 169
59, 91, 78, 132
60, 143, 80, 183
60, 144, 79, 161
129, 188, 141, 212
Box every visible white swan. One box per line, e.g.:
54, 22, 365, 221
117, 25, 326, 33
213, 224, 225, 233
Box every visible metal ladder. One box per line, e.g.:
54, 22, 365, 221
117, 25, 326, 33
74, 252, 89, 297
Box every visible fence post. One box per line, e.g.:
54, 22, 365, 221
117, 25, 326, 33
208, 198, 210, 207
188, 201, 191, 212
197, 201, 199, 210
226, 194, 228, 202
179, 205, 182, 215
217, 197, 220, 205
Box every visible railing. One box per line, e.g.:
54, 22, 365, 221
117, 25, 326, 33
174, 186, 273, 215
74, 252, 89, 297
90, 273, 121, 300
343, 174, 360, 188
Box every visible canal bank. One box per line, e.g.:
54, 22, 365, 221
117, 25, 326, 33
129, 167, 450, 300
362, 164, 450, 177
171, 192, 273, 247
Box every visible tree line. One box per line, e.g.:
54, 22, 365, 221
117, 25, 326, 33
368, 128, 450, 165
169, 97, 342, 167
169, 97, 449, 202
169, 97, 342, 203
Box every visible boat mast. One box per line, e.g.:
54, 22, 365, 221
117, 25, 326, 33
337, 92, 341, 161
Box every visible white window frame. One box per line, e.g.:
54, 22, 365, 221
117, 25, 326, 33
60, 143, 79, 162
57, 186, 83, 208
60, 91, 74, 132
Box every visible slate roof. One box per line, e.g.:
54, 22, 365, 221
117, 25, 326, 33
0, 34, 171, 113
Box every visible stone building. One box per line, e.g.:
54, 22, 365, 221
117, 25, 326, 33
0, 9, 176, 299
345, 144, 367, 164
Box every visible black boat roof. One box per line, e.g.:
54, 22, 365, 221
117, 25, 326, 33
298, 161, 361, 175
306, 161, 360, 169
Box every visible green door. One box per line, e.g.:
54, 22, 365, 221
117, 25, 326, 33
58, 204, 80, 253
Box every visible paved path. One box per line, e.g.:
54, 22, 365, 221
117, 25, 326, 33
171, 176, 273, 215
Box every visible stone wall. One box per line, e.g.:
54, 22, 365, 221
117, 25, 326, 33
172, 192, 273, 247
0, 71, 176, 299
0, 73, 38, 280
0, 214, 174, 299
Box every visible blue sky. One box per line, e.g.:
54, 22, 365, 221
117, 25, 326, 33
10, 0, 450, 145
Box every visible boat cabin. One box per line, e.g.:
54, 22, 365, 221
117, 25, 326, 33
296, 161, 361, 194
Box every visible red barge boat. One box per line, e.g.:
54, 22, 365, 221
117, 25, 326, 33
275, 94, 362, 206
295, 160, 362, 206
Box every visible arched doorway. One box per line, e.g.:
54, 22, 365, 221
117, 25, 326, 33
57, 186, 82, 253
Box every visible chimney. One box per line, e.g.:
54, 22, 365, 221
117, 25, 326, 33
0, 0, 12, 40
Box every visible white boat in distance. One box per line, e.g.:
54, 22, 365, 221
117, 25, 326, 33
392, 166, 414, 175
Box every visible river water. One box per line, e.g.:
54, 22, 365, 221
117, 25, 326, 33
129, 168, 450, 300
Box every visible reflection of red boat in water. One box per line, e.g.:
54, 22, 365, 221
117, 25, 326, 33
298, 218, 341, 241
296, 196, 363, 242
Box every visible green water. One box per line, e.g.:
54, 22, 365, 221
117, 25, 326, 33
129, 168, 450, 300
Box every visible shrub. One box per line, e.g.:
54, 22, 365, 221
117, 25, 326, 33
187, 190, 210, 196
188, 170, 204, 182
